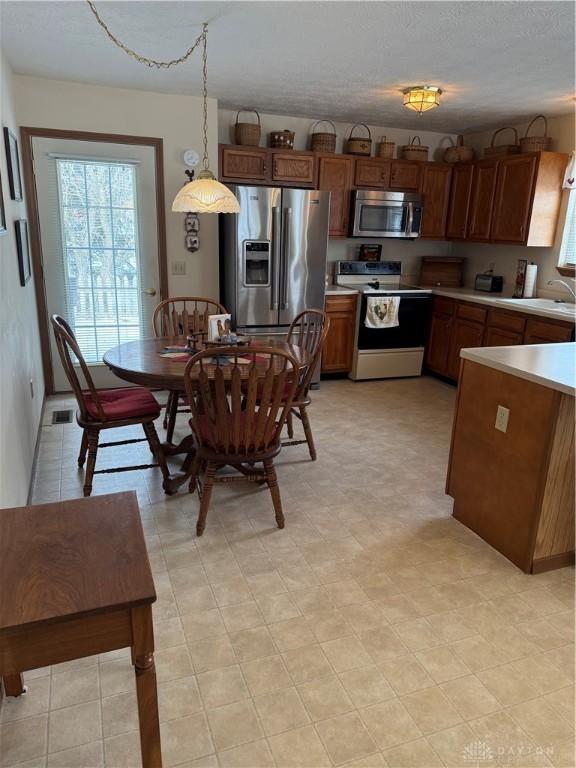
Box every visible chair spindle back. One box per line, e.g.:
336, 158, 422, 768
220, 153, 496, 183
184, 347, 299, 456
286, 309, 330, 396
51, 315, 106, 422
153, 297, 227, 338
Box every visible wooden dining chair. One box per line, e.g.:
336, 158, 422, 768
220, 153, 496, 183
51, 315, 170, 497
283, 309, 330, 461
183, 346, 299, 536
152, 296, 228, 444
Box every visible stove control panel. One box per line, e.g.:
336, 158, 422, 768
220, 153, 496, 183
336, 260, 401, 276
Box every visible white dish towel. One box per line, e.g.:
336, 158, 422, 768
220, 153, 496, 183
365, 296, 400, 329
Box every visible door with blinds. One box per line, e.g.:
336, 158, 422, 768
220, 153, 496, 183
32, 137, 161, 391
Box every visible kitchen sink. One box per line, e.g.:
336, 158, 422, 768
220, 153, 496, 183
496, 298, 576, 318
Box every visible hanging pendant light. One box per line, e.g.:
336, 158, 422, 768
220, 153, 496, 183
172, 26, 239, 214
402, 85, 442, 114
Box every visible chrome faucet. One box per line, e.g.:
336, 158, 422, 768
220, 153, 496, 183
547, 279, 576, 302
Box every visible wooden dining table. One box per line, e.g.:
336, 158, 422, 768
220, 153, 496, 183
103, 337, 312, 494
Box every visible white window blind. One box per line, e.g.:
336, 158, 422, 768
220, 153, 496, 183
558, 190, 576, 268
55, 158, 144, 363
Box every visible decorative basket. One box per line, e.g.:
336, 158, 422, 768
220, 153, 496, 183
234, 109, 261, 146
444, 134, 475, 163
376, 136, 395, 160
309, 120, 337, 153
484, 127, 519, 158
401, 136, 429, 161
520, 115, 552, 153
269, 130, 295, 150
345, 124, 372, 156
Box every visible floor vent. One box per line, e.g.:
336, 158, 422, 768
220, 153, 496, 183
51, 409, 73, 424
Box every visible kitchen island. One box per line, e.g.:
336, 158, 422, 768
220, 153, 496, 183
446, 343, 575, 573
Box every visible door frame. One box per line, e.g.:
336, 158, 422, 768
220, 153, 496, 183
20, 126, 169, 394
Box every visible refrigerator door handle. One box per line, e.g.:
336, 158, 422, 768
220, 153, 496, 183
281, 207, 292, 309
271, 206, 281, 310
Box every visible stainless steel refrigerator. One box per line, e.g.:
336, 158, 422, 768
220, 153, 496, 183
219, 186, 330, 340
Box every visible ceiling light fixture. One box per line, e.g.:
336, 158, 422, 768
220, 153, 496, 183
402, 85, 442, 114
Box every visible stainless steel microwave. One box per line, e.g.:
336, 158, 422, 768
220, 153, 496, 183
350, 190, 423, 238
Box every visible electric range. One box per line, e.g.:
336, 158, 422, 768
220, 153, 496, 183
335, 261, 432, 380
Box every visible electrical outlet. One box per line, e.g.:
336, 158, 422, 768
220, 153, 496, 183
495, 405, 509, 433
171, 261, 186, 276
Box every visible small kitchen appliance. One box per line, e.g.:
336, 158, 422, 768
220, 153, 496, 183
336, 261, 431, 380
474, 273, 504, 292
350, 190, 423, 239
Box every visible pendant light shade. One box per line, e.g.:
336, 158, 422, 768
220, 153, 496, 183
172, 169, 240, 213
403, 85, 442, 114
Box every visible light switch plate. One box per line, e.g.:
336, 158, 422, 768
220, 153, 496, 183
172, 261, 186, 276
495, 405, 510, 433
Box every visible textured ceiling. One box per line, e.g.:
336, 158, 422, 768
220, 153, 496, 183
1, 1, 574, 133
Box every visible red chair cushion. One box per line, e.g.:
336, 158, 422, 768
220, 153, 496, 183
191, 413, 280, 450
83, 387, 161, 421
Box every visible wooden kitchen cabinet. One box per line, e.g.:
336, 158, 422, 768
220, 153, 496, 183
490, 152, 567, 246
317, 155, 354, 237
446, 164, 474, 240
425, 296, 454, 375
484, 326, 524, 346
389, 161, 422, 191
524, 317, 574, 344
322, 294, 357, 373
447, 315, 486, 380
354, 159, 390, 188
490, 154, 538, 244
420, 163, 453, 239
271, 151, 316, 186
467, 159, 499, 241
220, 145, 269, 182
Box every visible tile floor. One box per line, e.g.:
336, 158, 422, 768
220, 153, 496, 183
1, 376, 574, 768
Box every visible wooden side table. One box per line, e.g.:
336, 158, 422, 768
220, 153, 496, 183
0, 491, 162, 768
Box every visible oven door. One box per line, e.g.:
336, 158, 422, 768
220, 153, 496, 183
351, 199, 411, 238
357, 294, 431, 350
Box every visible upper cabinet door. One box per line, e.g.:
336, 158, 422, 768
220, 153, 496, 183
467, 159, 499, 241
318, 155, 354, 237
491, 154, 538, 244
271, 152, 316, 186
420, 163, 453, 239
446, 164, 474, 240
389, 161, 422, 191
220, 146, 269, 181
354, 159, 391, 188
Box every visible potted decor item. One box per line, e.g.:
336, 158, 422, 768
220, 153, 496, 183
269, 130, 295, 149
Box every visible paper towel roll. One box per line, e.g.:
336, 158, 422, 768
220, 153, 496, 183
523, 263, 538, 298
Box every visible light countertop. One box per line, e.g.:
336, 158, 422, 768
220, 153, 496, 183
460, 342, 576, 396
326, 283, 576, 323
429, 287, 576, 323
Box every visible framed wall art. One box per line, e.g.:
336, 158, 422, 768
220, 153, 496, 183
15, 219, 31, 286
4, 126, 23, 201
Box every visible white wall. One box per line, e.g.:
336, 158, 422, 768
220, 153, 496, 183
454, 113, 575, 297
219, 108, 456, 280
15, 75, 221, 298
0, 53, 45, 506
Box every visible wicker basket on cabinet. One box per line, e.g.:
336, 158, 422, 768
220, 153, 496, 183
520, 115, 552, 153
484, 127, 519, 158
309, 120, 337, 153
345, 124, 372, 156
401, 136, 429, 161
376, 136, 395, 159
234, 110, 261, 146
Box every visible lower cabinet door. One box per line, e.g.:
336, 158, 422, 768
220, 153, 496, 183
322, 295, 357, 373
484, 326, 523, 347
447, 319, 485, 380
425, 313, 453, 375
